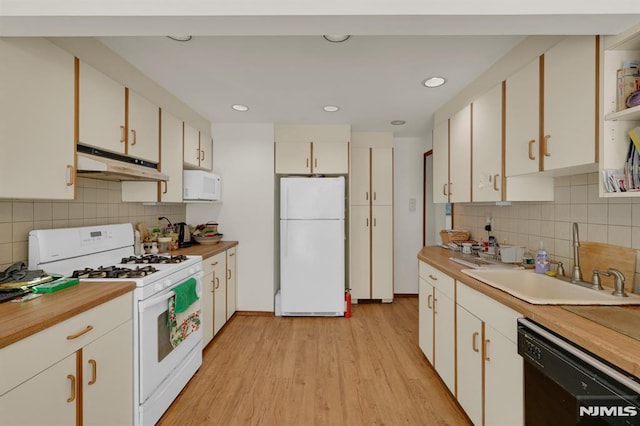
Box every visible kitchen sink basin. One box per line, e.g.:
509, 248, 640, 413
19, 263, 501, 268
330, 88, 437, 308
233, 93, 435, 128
461, 269, 640, 305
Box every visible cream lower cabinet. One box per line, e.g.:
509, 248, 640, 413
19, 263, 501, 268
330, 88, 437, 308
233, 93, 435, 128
0, 37, 75, 199
203, 251, 229, 346
226, 246, 237, 320
457, 282, 523, 426
418, 261, 455, 394
0, 294, 133, 426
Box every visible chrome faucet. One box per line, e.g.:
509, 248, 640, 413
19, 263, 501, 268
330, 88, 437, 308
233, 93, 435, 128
608, 268, 628, 297
571, 222, 583, 283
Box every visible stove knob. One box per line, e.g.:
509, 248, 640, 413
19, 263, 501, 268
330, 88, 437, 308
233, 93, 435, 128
154, 283, 163, 292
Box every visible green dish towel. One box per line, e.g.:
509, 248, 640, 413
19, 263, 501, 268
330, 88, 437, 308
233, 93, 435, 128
173, 278, 199, 314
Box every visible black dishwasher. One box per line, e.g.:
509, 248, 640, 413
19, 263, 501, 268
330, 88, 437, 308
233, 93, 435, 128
517, 318, 640, 426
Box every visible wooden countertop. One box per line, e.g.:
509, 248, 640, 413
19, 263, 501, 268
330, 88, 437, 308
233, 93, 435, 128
0, 281, 135, 349
418, 246, 640, 377
172, 240, 238, 259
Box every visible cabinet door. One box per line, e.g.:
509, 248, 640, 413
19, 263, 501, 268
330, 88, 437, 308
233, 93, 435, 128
456, 305, 483, 426
212, 253, 227, 335
160, 110, 185, 202
83, 321, 133, 426
434, 288, 455, 394
183, 123, 201, 168
0, 353, 77, 425
371, 148, 393, 206
484, 325, 524, 426
349, 205, 371, 301
350, 147, 371, 206
472, 84, 503, 202
202, 270, 214, 346
226, 247, 237, 320
0, 38, 75, 200
275, 142, 312, 174
505, 58, 540, 176
449, 105, 471, 203
432, 120, 449, 203
418, 278, 434, 363
371, 205, 393, 301
79, 61, 126, 154
199, 130, 213, 171
313, 141, 348, 174
128, 90, 159, 163
543, 36, 597, 171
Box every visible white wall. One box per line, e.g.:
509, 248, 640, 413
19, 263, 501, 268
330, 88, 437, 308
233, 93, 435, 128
394, 136, 430, 294
187, 123, 275, 312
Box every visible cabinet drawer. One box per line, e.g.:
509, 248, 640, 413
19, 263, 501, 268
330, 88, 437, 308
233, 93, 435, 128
457, 283, 521, 343
203, 252, 226, 276
0, 293, 132, 396
419, 261, 455, 299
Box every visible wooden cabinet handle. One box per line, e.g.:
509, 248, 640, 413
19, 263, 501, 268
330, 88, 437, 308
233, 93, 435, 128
442, 184, 447, 196
448, 182, 453, 195
472, 332, 479, 353
428, 274, 438, 281
366, 218, 369, 227
433, 297, 438, 314
66, 165, 75, 186
120, 125, 126, 143
130, 129, 137, 145
229, 252, 235, 257
306, 158, 309, 168
200, 150, 205, 161
373, 217, 377, 227
314, 158, 318, 169
88, 359, 97, 385
493, 174, 499, 191
196, 148, 200, 161
66, 325, 93, 340
162, 180, 168, 194
227, 268, 231, 280
543, 134, 551, 157
67, 374, 76, 402
211, 273, 215, 293
373, 192, 377, 201
215, 276, 220, 290
427, 294, 433, 309
366, 192, 369, 201
484, 338, 491, 361
528, 139, 536, 160
211, 261, 219, 266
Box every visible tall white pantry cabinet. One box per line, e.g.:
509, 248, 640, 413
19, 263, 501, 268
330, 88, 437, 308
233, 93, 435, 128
349, 133, 394, 303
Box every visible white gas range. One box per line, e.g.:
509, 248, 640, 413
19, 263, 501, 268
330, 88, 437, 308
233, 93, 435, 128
29, 223, 204, 426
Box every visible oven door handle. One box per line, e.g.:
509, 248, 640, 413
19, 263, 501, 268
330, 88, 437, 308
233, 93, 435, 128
139, 279, 203, 312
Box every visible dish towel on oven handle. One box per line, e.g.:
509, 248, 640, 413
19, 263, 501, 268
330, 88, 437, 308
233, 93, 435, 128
168, 278, 201, 348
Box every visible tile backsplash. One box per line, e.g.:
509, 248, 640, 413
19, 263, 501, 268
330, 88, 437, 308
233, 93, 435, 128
454, 172, 640, 290
0, 177, 185, 271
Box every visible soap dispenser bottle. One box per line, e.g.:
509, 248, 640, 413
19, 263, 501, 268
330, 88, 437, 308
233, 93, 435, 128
534, 241, 550, 274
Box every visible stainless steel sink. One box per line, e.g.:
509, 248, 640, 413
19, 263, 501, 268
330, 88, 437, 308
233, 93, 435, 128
461, 269, 640, 305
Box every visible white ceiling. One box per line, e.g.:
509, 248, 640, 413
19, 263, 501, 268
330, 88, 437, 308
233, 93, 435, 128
3, 1, 640, 138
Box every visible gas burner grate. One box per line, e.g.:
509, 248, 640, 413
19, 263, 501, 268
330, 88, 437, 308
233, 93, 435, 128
72, 265, 159, 279
120, 254, 189, 264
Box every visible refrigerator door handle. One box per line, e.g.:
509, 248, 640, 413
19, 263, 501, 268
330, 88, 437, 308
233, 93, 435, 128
282, 220, 288, 256
282, 180, 289, 219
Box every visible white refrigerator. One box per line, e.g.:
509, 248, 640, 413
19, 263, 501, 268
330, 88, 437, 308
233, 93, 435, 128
280, 176, 345, 316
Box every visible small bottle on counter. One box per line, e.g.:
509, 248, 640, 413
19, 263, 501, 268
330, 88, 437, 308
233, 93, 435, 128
534, 241, 550, 274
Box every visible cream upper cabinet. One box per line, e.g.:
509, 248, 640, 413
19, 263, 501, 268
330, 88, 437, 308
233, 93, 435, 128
199, 130, 213, 171
313, 142, 349, 174
432, 120, 450, 203
542, 36, 599, 172
226, 247, 237, 321
121, 109, 184, 203
78, 61, 126, 154
371, 148, 393, 205
128, 90, 160, 163
505, 58, 540, 177
0, 38, 75, 200
275, 142, 312, 174
449, 105, 472, 203
350, 147, 370, 205
183, 123, 201, 169
472, 84, 503, 202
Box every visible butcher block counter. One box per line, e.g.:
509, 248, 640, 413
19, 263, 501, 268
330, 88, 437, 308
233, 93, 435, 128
418, 246, 640, 377
173, 240, 238, 259
0, 281, 135, 349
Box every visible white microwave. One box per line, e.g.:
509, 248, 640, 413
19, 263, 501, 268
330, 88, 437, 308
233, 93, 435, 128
183, 170, 221, 201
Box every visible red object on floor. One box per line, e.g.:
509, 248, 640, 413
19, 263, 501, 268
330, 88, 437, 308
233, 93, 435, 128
345, 290, 352, 318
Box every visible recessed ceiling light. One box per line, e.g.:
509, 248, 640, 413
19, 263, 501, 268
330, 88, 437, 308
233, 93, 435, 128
423, 77, 446, 88
231, 104, 249, 112
166, 36, 192, 42
390, 120, 406, 126
323, 35, 351, 43
323, 105, 340, 112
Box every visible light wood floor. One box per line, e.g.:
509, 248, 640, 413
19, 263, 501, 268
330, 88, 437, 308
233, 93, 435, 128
159, 296, 471, 426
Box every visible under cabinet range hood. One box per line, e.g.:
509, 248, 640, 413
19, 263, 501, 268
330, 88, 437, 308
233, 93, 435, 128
76, 144, 169, 182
